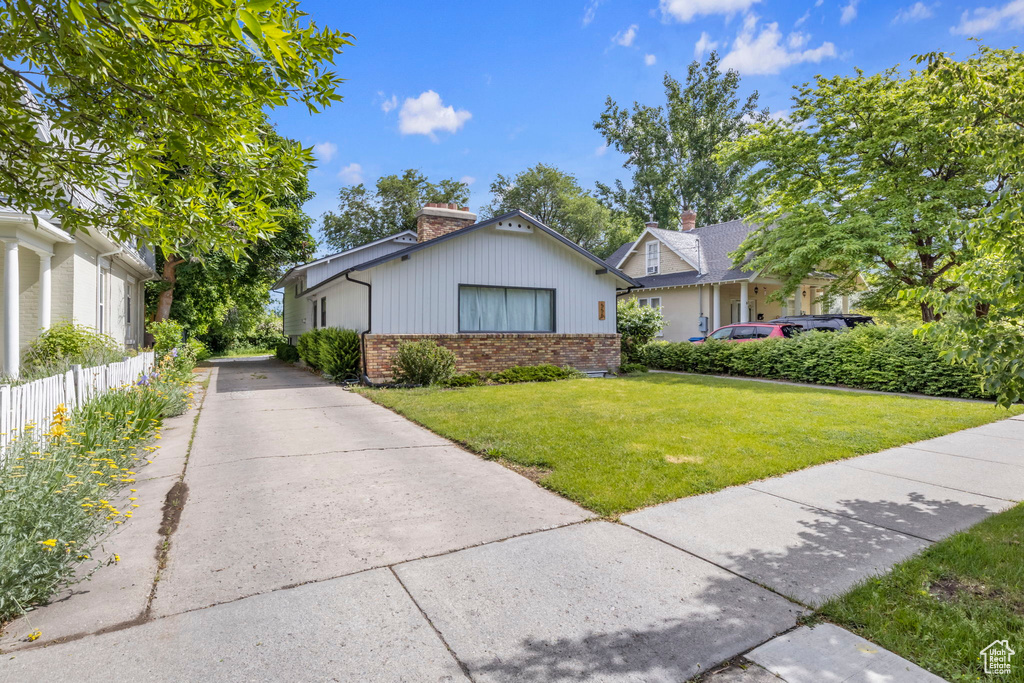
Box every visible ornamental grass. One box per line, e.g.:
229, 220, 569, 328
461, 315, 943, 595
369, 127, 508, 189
0, 348, 196, 623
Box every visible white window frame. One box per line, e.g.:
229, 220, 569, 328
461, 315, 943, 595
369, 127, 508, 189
645, 241, 660, 274
97, 267, 109, 334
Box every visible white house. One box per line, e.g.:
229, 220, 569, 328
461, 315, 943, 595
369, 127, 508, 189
608, 210, 843, 342
0, 208, 156, 377
274, 204, 639, 381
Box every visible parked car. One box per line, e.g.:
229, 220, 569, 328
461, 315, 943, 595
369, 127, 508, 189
693, 322, 802, 343
767, 314, 875, 332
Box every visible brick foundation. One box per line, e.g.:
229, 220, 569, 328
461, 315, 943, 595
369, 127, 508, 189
363, 333, 621, 382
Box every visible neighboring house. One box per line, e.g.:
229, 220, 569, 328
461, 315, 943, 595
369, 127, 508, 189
0, 208, 156, 377
274, 203, 638, 381
607, 210, 844, 342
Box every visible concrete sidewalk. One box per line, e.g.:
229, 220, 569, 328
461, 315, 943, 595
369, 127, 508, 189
3, 357, 1020, 681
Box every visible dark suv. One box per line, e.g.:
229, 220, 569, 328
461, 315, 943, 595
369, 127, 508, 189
767, 314, 875, 332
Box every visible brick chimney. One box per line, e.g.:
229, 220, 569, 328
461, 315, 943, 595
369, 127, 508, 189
645, 220, 659, 230
680, 209, 697, 232
416, 203, 476, 242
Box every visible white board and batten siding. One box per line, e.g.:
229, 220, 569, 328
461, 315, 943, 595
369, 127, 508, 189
371, 223, 619, 335
304, 236, 415, 287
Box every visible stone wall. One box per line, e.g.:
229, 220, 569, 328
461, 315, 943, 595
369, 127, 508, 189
363, 333, 621, 382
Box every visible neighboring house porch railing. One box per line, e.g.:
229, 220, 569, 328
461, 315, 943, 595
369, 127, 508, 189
0, 351, 155, 462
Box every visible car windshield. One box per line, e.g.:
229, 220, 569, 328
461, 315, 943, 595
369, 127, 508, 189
709, 327, 733, 340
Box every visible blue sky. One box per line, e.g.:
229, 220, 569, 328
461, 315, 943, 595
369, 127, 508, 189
271, 0, 1024, 249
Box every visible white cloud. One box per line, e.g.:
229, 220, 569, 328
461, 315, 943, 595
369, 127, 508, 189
312, 141, 337, 163
951, 0, 1024, 35
582, 0, 604, 26
815, 0, 823, 5
644, 53, 658, 66
612, 24, 639, 47
694, 31, 719, 58
720, 14, 837, 75
379, 93, 398, 114
840, 0, 859, 25
795, 9, 811, 26
787, 31, 809, 48
894, 2, 934, 22
660, 0, 761, 22
398, 91, 472, 141
459, 175, 476, 186
595, 143, 609, 156
338, 162, 363, 184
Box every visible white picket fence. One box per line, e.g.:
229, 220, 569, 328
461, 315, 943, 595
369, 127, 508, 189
0, 351, 155, 460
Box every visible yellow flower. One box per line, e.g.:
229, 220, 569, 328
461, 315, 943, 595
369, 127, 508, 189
113, 554, 121, 563
39, 539, 57, 547
26, 630, 41, 642
129, 497, 137, 501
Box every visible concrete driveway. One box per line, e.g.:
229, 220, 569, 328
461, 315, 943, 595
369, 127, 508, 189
3, 357, 1018, 681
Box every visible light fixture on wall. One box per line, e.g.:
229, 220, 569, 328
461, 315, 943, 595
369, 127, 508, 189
803, 290, 807, 297
753, 286, 759, 294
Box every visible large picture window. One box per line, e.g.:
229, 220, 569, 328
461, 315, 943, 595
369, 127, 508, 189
459, 285, 555, 333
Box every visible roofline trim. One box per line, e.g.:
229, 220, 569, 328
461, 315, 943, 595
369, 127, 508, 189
272, 230, 418, 290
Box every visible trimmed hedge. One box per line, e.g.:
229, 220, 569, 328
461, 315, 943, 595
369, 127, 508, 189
641, 326, 986, 398
296, 328, 361, 380
275, 342, 300, 363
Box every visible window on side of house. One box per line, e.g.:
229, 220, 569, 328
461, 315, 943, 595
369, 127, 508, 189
98, 268, 108, 333
320, 296, 326, 328
649, 297, 663, 336
312, 299, 318, 329
645, 241, 660, 274
126, 283, 132, 325
459, 285, 555, 333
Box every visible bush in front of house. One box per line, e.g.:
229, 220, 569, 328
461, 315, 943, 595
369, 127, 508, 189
641, 325, 986, 398
276, 342, 300, 363
390, 340, 456, 386
148, 319, 185, 357
491, 364, 585, 384
18, 322, 125, 381
296, 328, 361, 379
317, 328, 361, 380
618, 362, 649, 375
617, 298, 665, 363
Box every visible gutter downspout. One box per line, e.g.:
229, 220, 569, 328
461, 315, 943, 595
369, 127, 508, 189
345, 272, 372, 383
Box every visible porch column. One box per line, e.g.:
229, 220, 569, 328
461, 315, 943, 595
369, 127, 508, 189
712, 283, 721, 331
841, 294, 850, 314
739, 280, 749, 323
792, 286, 802, 315
38, 252, 51, 332
807, 286, 816, 314
3, 241, 19, 377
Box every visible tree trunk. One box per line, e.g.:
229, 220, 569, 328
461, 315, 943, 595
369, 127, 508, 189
920, 301, 941, 322
154, 256, 185, 322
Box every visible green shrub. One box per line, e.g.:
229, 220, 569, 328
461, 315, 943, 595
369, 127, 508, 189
148, 319, 185, 357
442, 371, 488, 388
19, 323, 124, 380
641, 326, 986, 398
617, 298, 665, 363
317, 328, 361, 379
296, 329, 323, 369
276, 342, 300, 363
390, 340, 456, 386
491, 364, 585, 384
618, 362, 648, 375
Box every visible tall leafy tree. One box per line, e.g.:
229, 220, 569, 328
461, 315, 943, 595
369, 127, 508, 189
0, 0, 350, 255
484, 163, 630, 257
912, 46, 1024, 405
321, 170, 470, 250
594, 51, 763, 230
148, 131, 316, 341
724, 65, 1001, 322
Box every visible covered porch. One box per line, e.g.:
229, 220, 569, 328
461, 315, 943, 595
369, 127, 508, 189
0, 211, 73, 378
709, 277, 845, 331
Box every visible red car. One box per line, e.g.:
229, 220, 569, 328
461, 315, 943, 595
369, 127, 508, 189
694, 322, 802, 343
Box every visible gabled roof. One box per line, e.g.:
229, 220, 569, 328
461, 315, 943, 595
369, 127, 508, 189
614, 226, 702, 272
272, 230, 417, 290
299, 210, 640, 298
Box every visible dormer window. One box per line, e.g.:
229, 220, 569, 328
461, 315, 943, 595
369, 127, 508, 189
646, 241, 660, 274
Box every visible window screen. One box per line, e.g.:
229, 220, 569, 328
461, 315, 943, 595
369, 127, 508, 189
459, 285, 555, 332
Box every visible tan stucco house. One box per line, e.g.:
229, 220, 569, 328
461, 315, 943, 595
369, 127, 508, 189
608, 211, 844, 342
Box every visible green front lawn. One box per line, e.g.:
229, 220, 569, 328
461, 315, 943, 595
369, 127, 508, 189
819, 504, 1024, 683
359, 374, 1021, 515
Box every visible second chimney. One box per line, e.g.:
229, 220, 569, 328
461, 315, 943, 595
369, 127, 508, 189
416, 203, 476, 242
680, 209, 697, 232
